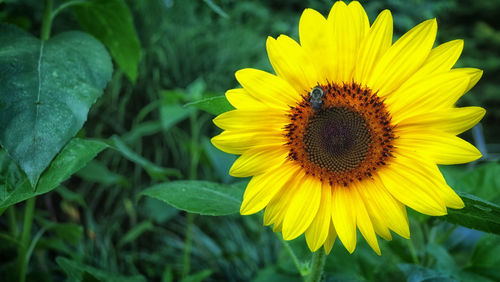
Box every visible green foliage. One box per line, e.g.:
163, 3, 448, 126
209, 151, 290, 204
0, 138, 108, 209
443, 192, 500, 235
0, 23, 112, 187
73, 0, 141, 83
140, 180, 245, 216
0, 0, 500, 281
57, 257, 146, 282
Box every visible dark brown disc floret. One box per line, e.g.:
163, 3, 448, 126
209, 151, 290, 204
284, 82, 395, 186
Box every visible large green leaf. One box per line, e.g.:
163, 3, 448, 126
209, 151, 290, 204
441, 192, 500, 235
0, 138, 108, 209
139, 180, 245, 216
73, 0, 141, 82
0, 23, 112, 187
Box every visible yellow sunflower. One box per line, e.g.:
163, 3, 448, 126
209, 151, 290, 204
211, 1, 484, 255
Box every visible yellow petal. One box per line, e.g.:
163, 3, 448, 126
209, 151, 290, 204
235, 68, 300, 109
396, 149, 465, 209
229, 145, 289, 177
397, 106, 486, 135
326, 1, 369, 83
388, 71, 470, 123
211, 130, 284, 154
396, 129, 482, 165
305, 182, 332, 252
331, 186, 357, 253
352, 185, 381, 255
403, 39, 463, 86
367, 19, 437, 96
378, 157, 448, 216
450, 68, 483, 92
240, 162, 300, 215
283, 175, 322, 240
358, 177, 410, 239
266, 35, 319, 93
264, 170, 306, 231
323, 220, 337, 255
213, 109, 288, 131
299, 8, 329, 85
354, 9, 393, 85
225, 88, 267, 110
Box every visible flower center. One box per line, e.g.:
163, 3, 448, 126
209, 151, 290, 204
303, 107, 371, 173
285, 82, 395, 186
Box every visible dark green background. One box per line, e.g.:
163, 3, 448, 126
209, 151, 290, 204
1, 0, 499, 281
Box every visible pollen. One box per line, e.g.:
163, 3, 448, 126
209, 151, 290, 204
285, 82, 395, 186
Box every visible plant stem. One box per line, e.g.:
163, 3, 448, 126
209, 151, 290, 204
51, 0, 88, 20
18, 197, 36, 282
7, 206, 19, 237
41, 0, 53, 41
407, 238, 420, 265
278, 234, 306, 276
306, 250, 327, 282
182, 212, 195, 279
182, 110, 201, 278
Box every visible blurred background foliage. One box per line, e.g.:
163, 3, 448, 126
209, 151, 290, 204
0, 0, 499, 281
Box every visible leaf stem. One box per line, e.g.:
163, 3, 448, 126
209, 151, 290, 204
278, 234, 307, 277
41, 0, 53, 41
407, 238, 420, 265
7, 206, 19, 237
51, 0, 88, 20
306, 250, 327, 282
18, 197, 36, 282
182, 212, 195, 279
182, 110, 201, 278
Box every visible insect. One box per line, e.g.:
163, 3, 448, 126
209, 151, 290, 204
309, 86, 324, 111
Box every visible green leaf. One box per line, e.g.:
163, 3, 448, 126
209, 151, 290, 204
398, 263, 455, 282
253, 267, 301, 282
467, 234, 500, 280
0, 23, 112, 187
76, 160, 126, 186
117, 221, 154, 248
56, 185, 87, 207
56, 257, 146, 282
139, 180, 245, 216
441, 192, 500, 235
441, 162, 500, 202
185, 96, 234, 115
0, 138, 108, 209
51, 223, 83, 244
180, 269, 213, 282
109, 136, 182, 180
73, 0, 141, 82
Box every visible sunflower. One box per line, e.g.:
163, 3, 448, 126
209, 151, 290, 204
211, 1, 484, 255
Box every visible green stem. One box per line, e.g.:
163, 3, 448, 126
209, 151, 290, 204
278, 234, 306, 276
306, 250, 327, 282
182, 111, 201, 278
40, 0, 53, 41
182, 212, 195, 279
438, 225, 458, 245
7, 206, 19, 237
189, 112, 200, 180
407, 238, 420, 265
51, 0, 88, 20
18, 197, 36, 282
